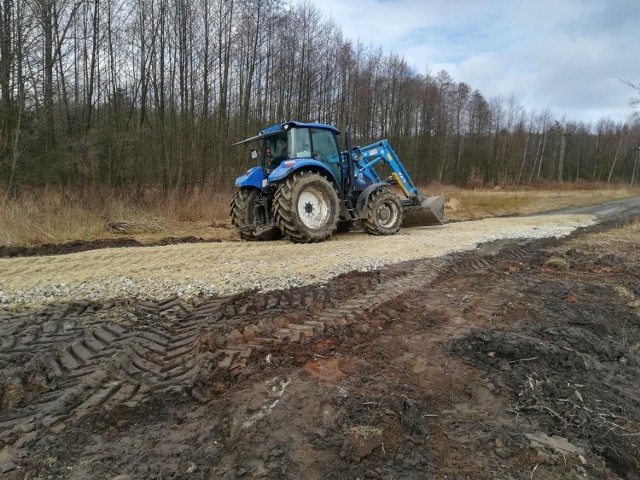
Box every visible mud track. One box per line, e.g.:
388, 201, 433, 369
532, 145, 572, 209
0, 236, 221, 259
1, 218, 639, 479
0, 254, 446, 442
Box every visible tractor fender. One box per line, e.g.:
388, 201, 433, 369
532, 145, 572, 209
268, 159, 339, 187
355, 182, 390, 219
235, 167, 266, 189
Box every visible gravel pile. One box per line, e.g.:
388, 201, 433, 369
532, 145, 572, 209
0, 214, 595, 310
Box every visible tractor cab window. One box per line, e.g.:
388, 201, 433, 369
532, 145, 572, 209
310, 128, 341, 182
310, 128, 339, 164
287, 127, 311, 159
264, 132, 288, 170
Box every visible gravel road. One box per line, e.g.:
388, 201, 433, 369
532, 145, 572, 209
0, 213, 595, 308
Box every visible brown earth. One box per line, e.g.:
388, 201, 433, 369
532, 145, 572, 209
0, 235, 227, 259
1, 218, 639, 479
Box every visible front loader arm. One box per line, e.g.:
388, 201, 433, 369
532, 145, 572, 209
354, 140, 419, 199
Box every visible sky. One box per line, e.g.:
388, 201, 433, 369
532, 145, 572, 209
315, 0, 639, 125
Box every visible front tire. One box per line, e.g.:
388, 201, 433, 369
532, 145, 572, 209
274, 171, 340, 243
230, 187, 282, 241
362, 188, 403, 235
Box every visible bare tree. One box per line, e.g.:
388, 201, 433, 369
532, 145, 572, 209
618, 77, 639, 118
0, 0, 637, 192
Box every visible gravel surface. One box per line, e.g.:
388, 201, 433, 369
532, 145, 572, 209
0, 214, 595, 309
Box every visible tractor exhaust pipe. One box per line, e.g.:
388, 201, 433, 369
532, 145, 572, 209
402, 195, 445, 227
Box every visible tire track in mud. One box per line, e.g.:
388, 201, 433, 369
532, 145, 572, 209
0, 239, 537, 451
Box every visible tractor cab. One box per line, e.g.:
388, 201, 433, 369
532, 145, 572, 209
235, 121, 343, 182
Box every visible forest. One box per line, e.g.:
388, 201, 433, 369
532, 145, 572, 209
0, 0, 639, 196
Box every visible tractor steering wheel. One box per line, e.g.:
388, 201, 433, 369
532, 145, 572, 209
312, 151, 329, 163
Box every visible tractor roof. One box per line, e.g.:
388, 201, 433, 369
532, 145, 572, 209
260, 121, 339, 135
231, 121, 339, 146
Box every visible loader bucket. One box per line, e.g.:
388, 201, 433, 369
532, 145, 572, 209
402, 195, 445, 227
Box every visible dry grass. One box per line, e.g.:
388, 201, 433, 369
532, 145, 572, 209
555, 212, 639, 273
544, 256, 570, 270
624, 217, 640, 235
1, 182, 638, 247
573, 211, 640, 246
0, 185, 235, 247
434, 183, 640, 221
346, 425, 383, 438
613, 285, 635, 301
0, 383, 24, 411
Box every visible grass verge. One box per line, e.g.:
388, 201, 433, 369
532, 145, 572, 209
437, 183, 640, 221
0, 185, 235, 247
1, 182, 638, 247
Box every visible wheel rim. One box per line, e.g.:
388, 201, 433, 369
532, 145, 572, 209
297, 188, 330, 229
377, 200, 399, 228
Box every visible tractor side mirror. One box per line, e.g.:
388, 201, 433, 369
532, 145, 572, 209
250, 149, 258, 159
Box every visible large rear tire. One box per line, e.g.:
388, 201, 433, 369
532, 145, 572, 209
230, 187, 282, 241
274, 171, 340, 243
362, 188, 403, 235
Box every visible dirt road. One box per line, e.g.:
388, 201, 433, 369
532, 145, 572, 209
1, 214, 595, 307
1, 200, 639, 479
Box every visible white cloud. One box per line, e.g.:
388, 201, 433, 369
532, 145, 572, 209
314, 0, 640, 124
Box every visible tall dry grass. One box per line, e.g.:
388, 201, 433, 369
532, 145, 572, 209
1, 182, 639, 246
435, 183, 640, 221
0, 185, 234, 246
624, 217, 640, 234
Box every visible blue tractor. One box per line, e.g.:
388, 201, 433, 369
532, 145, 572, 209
230, 121, 444, 243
